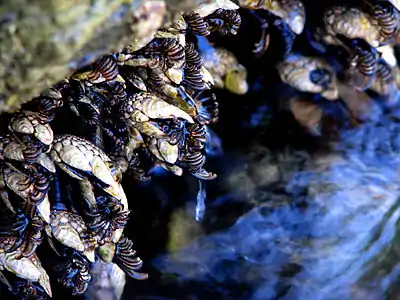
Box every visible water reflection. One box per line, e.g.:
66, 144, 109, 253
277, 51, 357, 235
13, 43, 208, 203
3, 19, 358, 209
154, 115, 400, 300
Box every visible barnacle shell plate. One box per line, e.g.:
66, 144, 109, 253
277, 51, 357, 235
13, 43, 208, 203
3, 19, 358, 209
10, 116, 34, 135
10, 114, 53, 145
34, 123, 54, 145
51, 136, 126, 204
132, 93, 194, 122
3, 167, 31, 199
195, 0, 239, 17
148, 138, 179, 164
38, 153, 56, 173
37, 195, 51, 223
50, 211, 86, 252
3, 141, 24, 161
0, 252, 52, 296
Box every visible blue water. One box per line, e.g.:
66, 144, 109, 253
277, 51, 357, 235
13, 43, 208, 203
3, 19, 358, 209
154, 115, 400, 300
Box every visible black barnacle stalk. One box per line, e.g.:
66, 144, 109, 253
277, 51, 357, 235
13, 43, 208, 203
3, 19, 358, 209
66, 79, 103, 126
127, 151, 152, 182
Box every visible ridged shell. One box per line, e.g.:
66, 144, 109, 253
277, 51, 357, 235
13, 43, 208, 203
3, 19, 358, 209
135, 93, 194, 122
53, 145, 92, 173
4, 167, 31, 200
10, 116, 34, 135
0, 252, 41, 281
52, 135, 125, 202
3, 141, 24, 161
277, 54, 337, 98
324, 6, 380, 48
135, 121, 167, 138
34, 123, 54, 145
49, 211, 85, 252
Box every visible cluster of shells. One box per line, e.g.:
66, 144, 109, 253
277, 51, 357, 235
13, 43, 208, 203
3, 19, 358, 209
0, 0, 244, 298
249, 0, 400, 132
3, 0, 400, 298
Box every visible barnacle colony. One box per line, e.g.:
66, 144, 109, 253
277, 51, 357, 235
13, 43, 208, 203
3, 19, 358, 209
4, 0, 400, 298
272, 0, 400, 134
0, 1, 242, 298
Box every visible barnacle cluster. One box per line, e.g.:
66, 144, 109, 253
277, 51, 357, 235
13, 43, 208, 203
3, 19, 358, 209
3, 0, 400, 298
0, 1, 242, 298
235, 0, 400, 134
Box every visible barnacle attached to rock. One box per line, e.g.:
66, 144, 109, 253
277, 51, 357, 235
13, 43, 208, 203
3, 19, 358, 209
199, 37, 248, 94
0, 2, 245, 297
277, 54, 339, 100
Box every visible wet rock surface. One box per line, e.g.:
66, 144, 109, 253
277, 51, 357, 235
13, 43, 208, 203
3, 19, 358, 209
0, 0, 204, 113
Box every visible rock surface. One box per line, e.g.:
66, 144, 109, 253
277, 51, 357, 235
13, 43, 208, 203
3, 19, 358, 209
0, 0, 203, 113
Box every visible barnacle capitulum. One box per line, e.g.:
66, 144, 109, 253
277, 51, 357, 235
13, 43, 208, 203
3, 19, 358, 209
146, 137, 179, 164
199, 37, 248, 94
0, 252, 52, 297
123, 92, 194, 122
277, 54, 339, 100
48, 210, 86, 253
120, 92, 194, 140
324, 6, 381, 48
50, 135, 127, 205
